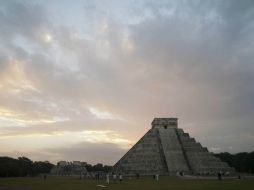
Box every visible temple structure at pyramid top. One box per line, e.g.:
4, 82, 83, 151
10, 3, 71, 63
152, 118, 178, 128
114, 117, 234, 176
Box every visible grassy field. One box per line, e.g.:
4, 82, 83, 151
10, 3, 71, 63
0, 176, 254, 190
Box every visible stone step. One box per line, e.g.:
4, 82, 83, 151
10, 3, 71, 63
158, 128, 190, 172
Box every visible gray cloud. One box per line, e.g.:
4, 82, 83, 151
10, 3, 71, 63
1, 141, 127, 165
0, 0, 254, 164
46, 142, 126, 165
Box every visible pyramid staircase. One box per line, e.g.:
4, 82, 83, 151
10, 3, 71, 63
114, 118, 234, 175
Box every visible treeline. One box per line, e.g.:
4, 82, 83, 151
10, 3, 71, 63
86, 163, 113, 173
0, 156, 113, 177
215, 152, 254, 173
0, 157, 54, 177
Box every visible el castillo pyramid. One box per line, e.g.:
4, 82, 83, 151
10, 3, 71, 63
114, 118, 234, 175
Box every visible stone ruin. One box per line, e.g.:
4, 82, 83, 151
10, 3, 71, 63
51, 161, 87, 176
114, 118, 234, 175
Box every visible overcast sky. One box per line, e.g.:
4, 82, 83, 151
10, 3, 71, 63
0, 0, 254, 165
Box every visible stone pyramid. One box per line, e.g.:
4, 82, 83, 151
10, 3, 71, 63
114, 118, 234, 175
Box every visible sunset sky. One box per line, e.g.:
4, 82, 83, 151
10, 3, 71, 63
0, 0, 254, 165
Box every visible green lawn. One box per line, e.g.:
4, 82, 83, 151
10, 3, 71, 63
0, 176, 254, 190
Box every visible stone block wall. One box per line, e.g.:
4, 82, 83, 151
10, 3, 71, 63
113, 118, 235, 175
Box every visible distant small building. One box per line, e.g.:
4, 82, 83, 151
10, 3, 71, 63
51, 161, 87, 176
73, 161, 81, 166
72, 161, 87, 166
58, 161, 67, 166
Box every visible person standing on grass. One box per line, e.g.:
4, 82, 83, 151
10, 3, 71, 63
156, 174, 159, 181
106, 173, 110, 184
113, 173, 117, 183
217, 171, 222, 181
119, 174, 123, 183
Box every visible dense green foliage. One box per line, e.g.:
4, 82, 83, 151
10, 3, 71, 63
215, 152, 254, 173
0, 176, 254, 190
0, 157, 54, 177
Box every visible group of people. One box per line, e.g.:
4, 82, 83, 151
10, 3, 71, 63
106, 172, 161, 184
106, 173, 123, 184
153, 174, 160, 181
176, 171, 185, 176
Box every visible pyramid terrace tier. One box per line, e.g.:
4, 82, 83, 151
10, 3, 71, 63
114, 118, 235, 176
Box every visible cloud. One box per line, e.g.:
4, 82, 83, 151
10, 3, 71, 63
18, 141, 127, 165
88, 106, 124, 120
46, 141, 127, 165
0, 0, 254, 164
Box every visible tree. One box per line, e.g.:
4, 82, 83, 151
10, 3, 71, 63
215, 151, 254, 173
0, 156, 54, 177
